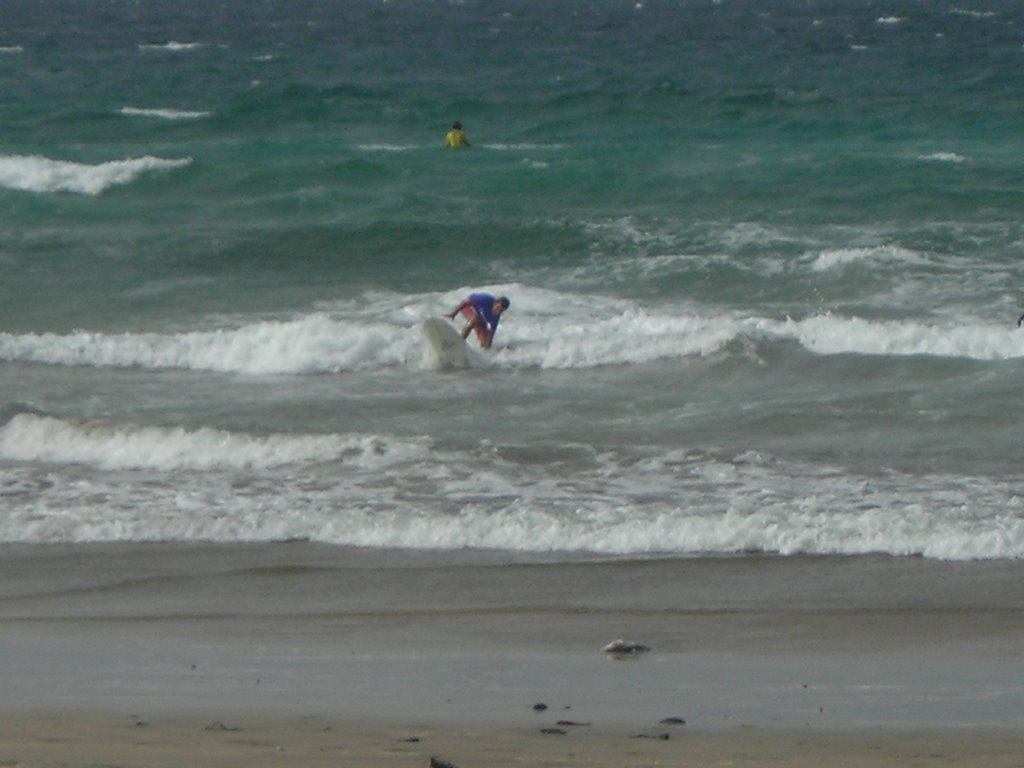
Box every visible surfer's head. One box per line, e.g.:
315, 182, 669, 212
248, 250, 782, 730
452, 121, 462, 130
497, 296, 510, 312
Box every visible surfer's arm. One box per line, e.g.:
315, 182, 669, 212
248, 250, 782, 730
447, 300, 469, 320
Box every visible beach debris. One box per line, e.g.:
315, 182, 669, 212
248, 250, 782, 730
602, 638, 651, 657
556, 720, 591, 727
430, 757, 459, 768
540, 727, 567, 735
531, 702, 548, 711
659, 717, 686, 725
204, 721, 241, 732
632, 732, 671, 741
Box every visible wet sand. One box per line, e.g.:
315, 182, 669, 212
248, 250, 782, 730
1, 714, 1023, 768
1, 543, 1023, 764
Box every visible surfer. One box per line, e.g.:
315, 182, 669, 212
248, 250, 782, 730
448, 292, 509, 349
445, 121, 470, 148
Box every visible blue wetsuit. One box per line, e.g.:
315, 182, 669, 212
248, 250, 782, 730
467, 292, 501, 333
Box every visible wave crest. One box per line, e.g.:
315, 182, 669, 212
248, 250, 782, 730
3, 303, 1024, 376
0, 154, 191, 195
0, 314, 418, 374
0, 414, 430, 471
120, 106, 210, 120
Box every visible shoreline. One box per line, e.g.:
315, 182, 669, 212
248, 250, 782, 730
1, 542, 1022, 766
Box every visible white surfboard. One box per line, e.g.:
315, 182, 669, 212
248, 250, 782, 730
421, 316, 470, 368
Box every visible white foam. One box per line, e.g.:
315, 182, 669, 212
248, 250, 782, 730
525, 311, 742, 369
0, 414, 430, 472
1, 427, 1020, 560
0, 313, 423, 374
772, 314, 1024, 361
808, 245, 926, 272
357, 144, 421, 152
139, 41, 204, 52
949, 8, 998, 18
120, 106, 210, 120
482, 143, 568, 151
0, 155, 191, 195
918, 152, 967, 163
0, 46, 23, 54
876, 16, 905, 24
490, 287, 1024, 366
4, 285, 1023, 375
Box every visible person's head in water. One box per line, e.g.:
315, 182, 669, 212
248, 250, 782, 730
496, 296, 510, 313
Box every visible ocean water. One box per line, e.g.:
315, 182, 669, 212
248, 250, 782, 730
2, 0, 1024, 560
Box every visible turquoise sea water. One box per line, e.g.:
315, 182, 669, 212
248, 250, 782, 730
1, 0, 1024, 558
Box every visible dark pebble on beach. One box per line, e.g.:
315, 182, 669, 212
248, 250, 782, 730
532, 702, 548, 711
659, 717, 686, 725
204, 721, 241, 732
540, 728, 567, 735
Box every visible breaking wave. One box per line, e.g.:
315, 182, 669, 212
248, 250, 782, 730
0, 154, 192, 195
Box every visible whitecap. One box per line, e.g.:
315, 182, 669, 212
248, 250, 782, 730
120, 106, 210, 120
0, 313, 421, 374
357, 144, 420, 152
771, 314, 1024, 361
0, 414, 431, 472
139, 41, 204, 51
482, 143, 568, 151
807, 245, 926, 272
949, 8, 998, 18
918, 151, 967, 163
0, 154, 191, 195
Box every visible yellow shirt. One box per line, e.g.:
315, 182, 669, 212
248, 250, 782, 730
445, 129, 469, 147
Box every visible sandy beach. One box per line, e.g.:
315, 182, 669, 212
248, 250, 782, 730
5, 1, 1024, 765
1, 543, 1022, 766
1, 714, 1023, 767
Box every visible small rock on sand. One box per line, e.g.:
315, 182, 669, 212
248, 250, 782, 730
602, 638, 651, 656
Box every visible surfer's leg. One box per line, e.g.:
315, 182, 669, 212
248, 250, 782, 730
472, 324, 488, 346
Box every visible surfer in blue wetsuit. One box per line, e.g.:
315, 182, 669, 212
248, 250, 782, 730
448, 292, 510, 349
